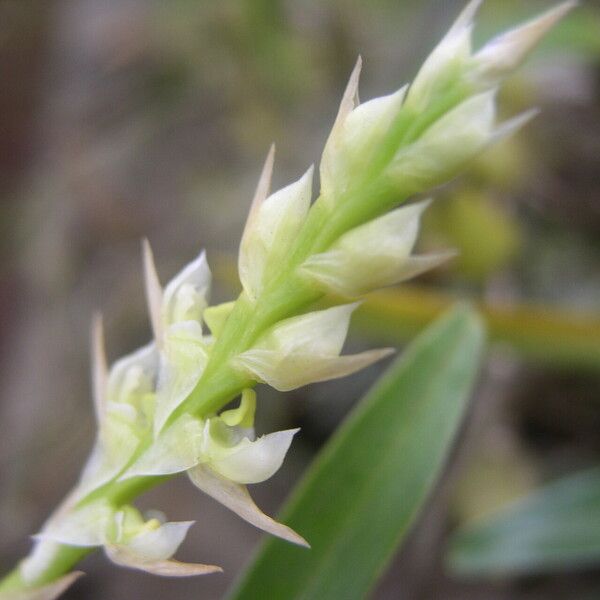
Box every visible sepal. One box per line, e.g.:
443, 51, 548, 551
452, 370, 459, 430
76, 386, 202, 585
320, 55, 407, 198
472, 2, 576, 86
301, 200, 452, 296
389, 89, 496, 194
233, 305, 393, 390
189, 464, 308, 546
153, 321, 209, 435
105, 519, 221, 577
239, 162, 313, 301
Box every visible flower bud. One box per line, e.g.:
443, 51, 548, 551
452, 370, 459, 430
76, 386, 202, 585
105, 517, 221, 576
301, 200, 453, 296
388, 89, 497, 194
405, 0, 481, 110
239, 150, 313, 301
233, 304, 393, 391
321, 56, 407, 199
471, 2, 576, 87
153, 321, 209, 435
142, 239, 212, 344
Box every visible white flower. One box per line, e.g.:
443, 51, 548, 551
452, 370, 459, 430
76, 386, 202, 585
33, 503, 219, 578
320, 57, 408, 200
76, 318, 157, 499
142, 240, 212, 344
233, 304, 393, 391
405, 0, 481, 110
301, 200, 454, 297
122, 390, 306, 545
388, 89, 497, 194
239, 147, 313, 301
142, 241, 213, 434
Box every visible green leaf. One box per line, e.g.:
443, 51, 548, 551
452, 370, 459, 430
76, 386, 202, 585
228, 305, 485, 600
447, 467, 600, 577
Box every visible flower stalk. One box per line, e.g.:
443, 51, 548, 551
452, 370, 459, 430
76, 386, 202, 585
0, 2, 574, 597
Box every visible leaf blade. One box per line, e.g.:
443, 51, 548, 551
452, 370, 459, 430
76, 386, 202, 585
228, 304, 485, 600
447, 467, 600, 576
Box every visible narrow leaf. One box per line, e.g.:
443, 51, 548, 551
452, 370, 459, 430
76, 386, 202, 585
228, 305, 485, 600
447, 467, 600, 576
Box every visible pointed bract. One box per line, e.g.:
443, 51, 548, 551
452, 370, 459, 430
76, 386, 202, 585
301, 200, 448, 296
473, 1, 576, 85
389, 89, 497, 194
162, 252, 211, 327
239, 166, 313, 301
90, 313, 108, 424
321, 84, 407, 199
405, 0, 479, 109
238, 146, 275, 300
189, 464, 308, 546
142, 239, 164, 345
105, 544, 221, 577
233, 304, 393, 390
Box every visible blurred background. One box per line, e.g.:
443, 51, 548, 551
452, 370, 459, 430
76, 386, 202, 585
0, 0, 598, 598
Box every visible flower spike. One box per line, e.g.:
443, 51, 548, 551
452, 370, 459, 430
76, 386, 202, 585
1, 2, 576, 594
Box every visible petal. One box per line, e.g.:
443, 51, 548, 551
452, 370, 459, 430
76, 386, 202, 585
209, 428, 299, 484
203, 301, 235, 338
189, 464, 308, 546
405, 0, 480, 108
241, 304, 358, 358
75, 432, 138, 499
238, 145, 275, 301
320, 57, 362, 198
123, 414, 204, 478
473, 2, 576, 85
490, 109, 538, 146
301, 200, 432, 296
389, 90, 497, 194
90, 313, 108, 424
33, 501, 114, 548
321, 84, 408, 198
1, 572, 84, 600
107, 343, 157, 407
142, 238, 164, 344
153, 321, 209, 435
239, 166, 313, 301
105, 520, 222, 577
105, 544, 221, 577
234, 348, 393, 391
120, 521, 194, 561
162, 251, 211, 327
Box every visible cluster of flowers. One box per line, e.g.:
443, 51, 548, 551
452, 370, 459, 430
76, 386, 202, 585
0, 1, 573, 598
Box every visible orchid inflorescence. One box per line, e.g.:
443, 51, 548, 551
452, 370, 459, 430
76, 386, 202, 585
0, 1, 574, 597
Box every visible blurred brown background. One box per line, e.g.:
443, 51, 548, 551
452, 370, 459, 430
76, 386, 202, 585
0, 1, 599, 598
